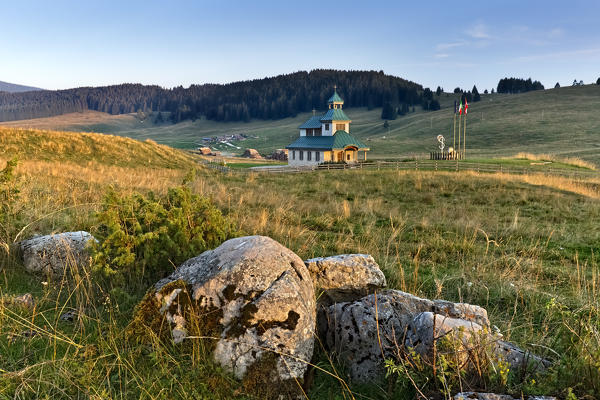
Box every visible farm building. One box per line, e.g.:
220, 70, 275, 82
286, 89, 369, 166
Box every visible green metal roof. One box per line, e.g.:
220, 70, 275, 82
328, 90, 343, 103
320, 108, 351, 121
298, 115, 323, 129
286, 136, 335, 150
286, 131, 369, 150
332, 130, 369, 149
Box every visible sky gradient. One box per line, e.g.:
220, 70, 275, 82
2, 0, 599, 92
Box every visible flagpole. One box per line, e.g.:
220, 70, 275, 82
457, 113, 461, 160
463, 113, 467, 159
452, 113, 456, 158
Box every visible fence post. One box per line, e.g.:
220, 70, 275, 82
435, 161, 438, 171
415, 160, 418, 171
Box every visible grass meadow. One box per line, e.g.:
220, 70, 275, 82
1, 127, 600, 399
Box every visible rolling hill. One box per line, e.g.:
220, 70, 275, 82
0, 80, 41, 93
3, 84, 600, 163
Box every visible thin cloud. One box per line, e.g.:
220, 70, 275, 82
466, 22, 491, 39
548, 28, 564, 38
434, 53, 450, 59
436, 41, 467, 51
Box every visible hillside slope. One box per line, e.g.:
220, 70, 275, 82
0, 80, 41, 93
0, 127, 196, 169
4, 84, 600, 163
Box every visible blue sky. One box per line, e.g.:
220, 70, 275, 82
2, 0, 599, 92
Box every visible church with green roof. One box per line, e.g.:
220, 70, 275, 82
286, 88, 369, 166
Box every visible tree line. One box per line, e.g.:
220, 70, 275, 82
496, 77, 544, 94
0, 70, 427, 123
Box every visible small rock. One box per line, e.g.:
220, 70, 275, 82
495, 339, 551, 372
13, 293, 35, 309
19, 231, 96, 277
59, 309, 78, 322
8, 330, 39, 343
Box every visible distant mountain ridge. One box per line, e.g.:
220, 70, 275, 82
0, 80, 41, 93
0, 70, 425, 123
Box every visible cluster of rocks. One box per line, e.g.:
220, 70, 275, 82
15, 233, 554, 399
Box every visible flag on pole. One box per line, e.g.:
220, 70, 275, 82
464, 99, 469, 115
458, 100, 463, 115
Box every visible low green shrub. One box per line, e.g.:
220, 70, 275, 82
91, 185, 237, 288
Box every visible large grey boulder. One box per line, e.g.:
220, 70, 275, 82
133, 236, 315, 397
19, 231, 95, 277
305, 254, 386, 302
323, 289, 551, 383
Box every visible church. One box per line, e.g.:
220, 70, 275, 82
286, 88, 369, 166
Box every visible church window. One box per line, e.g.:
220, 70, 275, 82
316, 151, 320, 161
307, 151, 312, 161
347, 153, 351, 161
299, 151, 303, 160
292, 150, 296, 160
336, 123, 345, 131
325, 123, 329, 131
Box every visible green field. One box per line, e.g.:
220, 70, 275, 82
3, 85, 600, 164
1, 128, 600, 399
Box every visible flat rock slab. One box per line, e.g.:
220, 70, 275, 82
138, 236, 315, 397
305, 254, 386, 302
19, 231, 95, 277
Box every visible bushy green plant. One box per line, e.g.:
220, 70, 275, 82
91, 185, 237, 287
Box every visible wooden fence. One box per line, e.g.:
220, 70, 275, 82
200, 159, 599, 179
430, 151, 462, 160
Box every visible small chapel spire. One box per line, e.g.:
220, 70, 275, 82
327, 86, 344, 109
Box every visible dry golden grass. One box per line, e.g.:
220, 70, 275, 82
512, 152, 597, 170
0, 127, 196, 169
